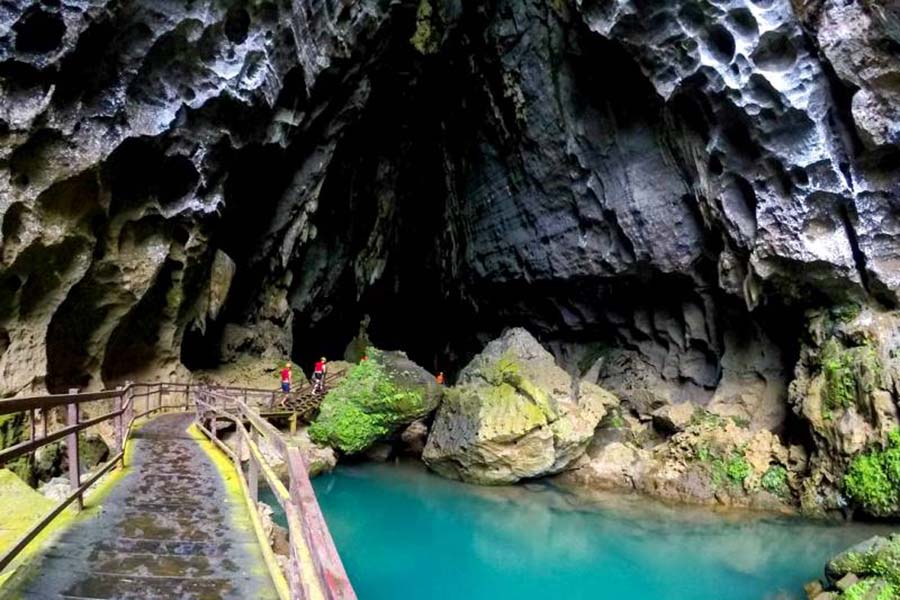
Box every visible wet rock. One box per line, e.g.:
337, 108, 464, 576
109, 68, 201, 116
423, 328, 617, 485
811, 534, 900, 599
400, 419, 429, 456
364, 443, 393, 463
560, 408, 799, 511
651, 403, 697, 434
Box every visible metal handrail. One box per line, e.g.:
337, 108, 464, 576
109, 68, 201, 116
0, 381, 354, 600
195, 387, 355, 600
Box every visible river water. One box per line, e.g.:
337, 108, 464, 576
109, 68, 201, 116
263, 461, 893, 599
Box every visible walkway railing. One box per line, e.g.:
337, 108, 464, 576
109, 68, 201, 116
194, 387, 356, 600
0, 381, 355, 600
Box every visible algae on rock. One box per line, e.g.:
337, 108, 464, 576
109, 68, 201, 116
423, 328, 615, 485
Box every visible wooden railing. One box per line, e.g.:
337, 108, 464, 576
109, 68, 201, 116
0, 382, 355, 600
194, 387, 356, 600
0, 381, 190, 572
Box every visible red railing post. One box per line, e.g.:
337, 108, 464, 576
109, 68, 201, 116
66, 389, 82, 510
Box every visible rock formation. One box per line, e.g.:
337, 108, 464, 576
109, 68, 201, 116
1, 0, 900, 514
309, 348, 442, 454
807, 534, 900, 599
423, 328, 614, 484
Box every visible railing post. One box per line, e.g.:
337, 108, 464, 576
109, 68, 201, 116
290, 412, 298, 436
211, 416, 218, 440
66, 389, 82, 510
157, 383, 163, 411
115, 386, 124, 463
248, 427, 259, 504
185, 384, 190, 411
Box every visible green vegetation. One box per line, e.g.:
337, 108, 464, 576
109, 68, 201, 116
821, 338, 881, 419
600, 407, 625, 429
693, 443, 750, 488
309, 349, 430, 453
689, 408, 726, 429
831, 535, 900, 599
410, 0, 441, 54
0, 413, 32, 484
831, 303, 863, 325
760, 465, 790, 497
840, 578, 898, 600
843, 430, 900, 516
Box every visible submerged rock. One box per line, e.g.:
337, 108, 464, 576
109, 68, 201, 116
309, 349, 442, 454
423, 328, 616, 485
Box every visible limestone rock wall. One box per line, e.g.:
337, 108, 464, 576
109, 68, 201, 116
0, 0, 899, 488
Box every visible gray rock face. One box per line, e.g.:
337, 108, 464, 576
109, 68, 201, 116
1, 0, 899, 509
422, 328, 615, 484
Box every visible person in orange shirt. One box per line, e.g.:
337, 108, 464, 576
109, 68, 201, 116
436, 372, 445, 385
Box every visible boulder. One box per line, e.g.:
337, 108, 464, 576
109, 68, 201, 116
651, 403, 696, 434
400, 419, 429, 455
808, 534, 900, 599
309, 348, 442, 454
422, 328, 617, 484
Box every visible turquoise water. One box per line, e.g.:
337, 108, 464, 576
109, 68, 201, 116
263, 462, 894, 600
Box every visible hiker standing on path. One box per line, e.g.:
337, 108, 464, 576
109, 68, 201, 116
313, 357, 327, 393
281, 362, 292, 393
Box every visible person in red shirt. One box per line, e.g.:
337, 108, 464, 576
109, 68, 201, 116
436, 372, 445, 385
313, 357, 327, 393
280, 362, 292, 393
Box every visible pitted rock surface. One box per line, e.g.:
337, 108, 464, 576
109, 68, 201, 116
2, 0, 900, 513
11, 414, 278, 600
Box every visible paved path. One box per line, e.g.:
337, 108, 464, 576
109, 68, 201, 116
8, 413, 278, 599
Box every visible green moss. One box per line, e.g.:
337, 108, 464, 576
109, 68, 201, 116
821, 338, 882, 419
839, 579, 899, 600
481, 352, 555, 420
309, 349, 429, 453
832, 536, 900, 599
831, 303, 863, 324
843, 430, 900, 516
0, 413, 33, 484
410, 0, 441, 55
761, 465, 790, 497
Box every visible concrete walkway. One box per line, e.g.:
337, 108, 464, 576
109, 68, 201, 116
7, 413, 278, 599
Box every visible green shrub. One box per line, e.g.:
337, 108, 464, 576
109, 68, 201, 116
309, 350, 428, 453
844, 430, 900, 516
760, 465, 789, 496
725, 455, 751, 483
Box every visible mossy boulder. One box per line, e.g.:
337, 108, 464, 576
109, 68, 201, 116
309, 348, 442, 454
423, 328, 616, 485
817, 534, 900, 599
